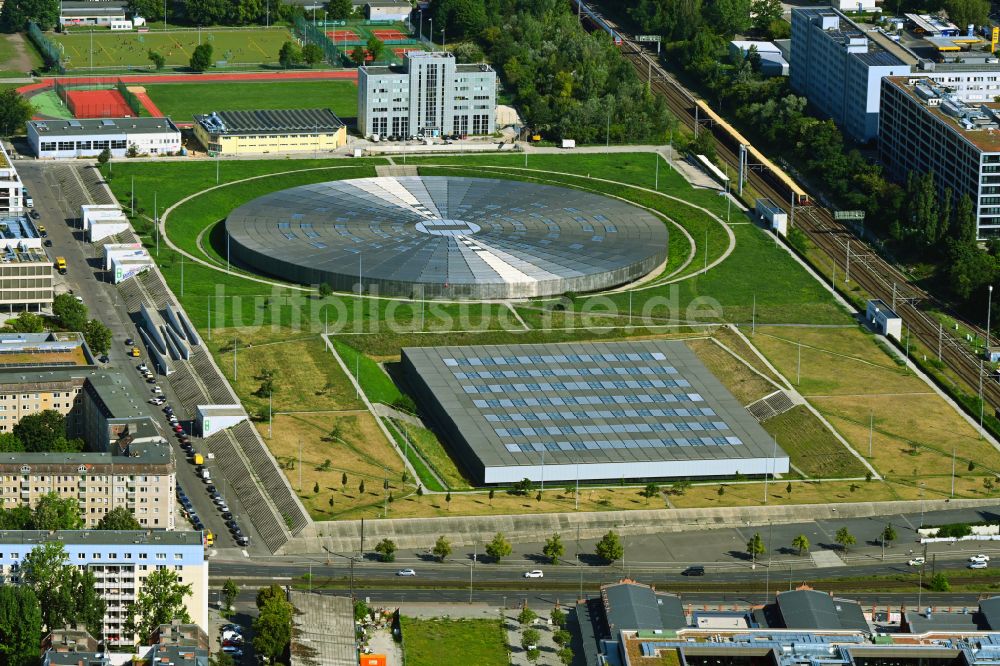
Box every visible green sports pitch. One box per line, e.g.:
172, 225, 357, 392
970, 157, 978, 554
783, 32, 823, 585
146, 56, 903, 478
51, 28, 295, 69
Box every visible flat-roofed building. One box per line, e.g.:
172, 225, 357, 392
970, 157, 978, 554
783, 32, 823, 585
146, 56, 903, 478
192, 109, 346, 156
359, 51, 497, 139
0, 241, 52, 311
59, 1, 126, 26
28, 118, 181, 159
0, 143, 23, 215
790, 7, 912, 141
403, 340, 789, 484
879, 75, 1000, 239
81, 204, 129, 243
0, 530, 207, 647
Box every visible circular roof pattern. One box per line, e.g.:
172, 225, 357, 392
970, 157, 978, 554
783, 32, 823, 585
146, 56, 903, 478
224, 176, 669, 299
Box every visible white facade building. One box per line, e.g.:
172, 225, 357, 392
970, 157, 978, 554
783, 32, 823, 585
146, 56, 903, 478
365, 1, 411, 21
196, 405, 247, 437
866, 299, 902, 339
82, 204, 129, 243
790, 7, 912, 142
358, 51, 497, 138
28, 118, 181, 159
0, 530, 207, 647
0, 143, 23, 215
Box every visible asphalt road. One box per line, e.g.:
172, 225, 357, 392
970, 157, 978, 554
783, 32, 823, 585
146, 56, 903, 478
16, 161, 259, 549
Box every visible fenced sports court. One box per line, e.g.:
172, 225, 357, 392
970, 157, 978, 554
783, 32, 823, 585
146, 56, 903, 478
52, 77, 152, 118
296, 17, 427, 65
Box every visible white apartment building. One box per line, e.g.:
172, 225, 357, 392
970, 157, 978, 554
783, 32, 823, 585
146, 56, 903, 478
0, 530, 207, 647
0, 142, 23, 215
358, 51, 497, 139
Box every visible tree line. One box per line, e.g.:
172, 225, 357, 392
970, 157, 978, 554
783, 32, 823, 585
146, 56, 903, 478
431, 0, 674, 143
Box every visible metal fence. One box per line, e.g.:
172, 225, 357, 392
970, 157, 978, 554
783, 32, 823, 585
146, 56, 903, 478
27, 22, 64, 73
115, 79, 144, 115
294, 16, 343, 66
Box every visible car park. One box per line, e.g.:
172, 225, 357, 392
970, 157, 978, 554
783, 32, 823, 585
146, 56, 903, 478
396, 569, 416, 576
682, 566, 706, 576
524, 570, 544, 578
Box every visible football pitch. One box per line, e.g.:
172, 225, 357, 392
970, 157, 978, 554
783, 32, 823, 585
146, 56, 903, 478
51, 28, 295, 69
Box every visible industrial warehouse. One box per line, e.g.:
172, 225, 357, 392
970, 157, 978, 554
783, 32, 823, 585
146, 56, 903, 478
401, 340, 789, 485
223, 176, 668, 299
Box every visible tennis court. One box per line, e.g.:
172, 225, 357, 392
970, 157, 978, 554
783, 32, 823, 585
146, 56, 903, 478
65, 88, 132, 118
325, 29, 361, 43
371, 29, 407, 40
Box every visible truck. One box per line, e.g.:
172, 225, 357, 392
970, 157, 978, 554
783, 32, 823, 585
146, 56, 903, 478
561, 139, 576, 149
55, 257, 66, 274
23, 188, 32, 208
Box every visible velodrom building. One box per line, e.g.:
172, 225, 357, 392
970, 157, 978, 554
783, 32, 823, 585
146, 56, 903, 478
402, 340, 789, 485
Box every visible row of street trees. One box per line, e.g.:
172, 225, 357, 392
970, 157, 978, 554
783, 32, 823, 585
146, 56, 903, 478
374, 530, 623, 564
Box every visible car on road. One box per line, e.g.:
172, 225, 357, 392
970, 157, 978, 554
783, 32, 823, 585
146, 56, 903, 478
970, 560, 989, 569
43, 239, 51, 247
971, 554, 991, 563
523, 570, 544, 578
137, 363, 147, 372
221, 624, 242, 634
908, 557, 926, 566
396, 568, 416, 576
682, 565, 706, 576
29, 210, 39, 219
129, 346, 141, 357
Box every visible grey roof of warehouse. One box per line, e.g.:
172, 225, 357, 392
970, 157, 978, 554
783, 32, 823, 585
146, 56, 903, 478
402, 340, 785, 468
288, 591, 356, 666
29, 118, 179, 135
0, 530, 203, 545
60, 6, 126, 15
193, 109, 344, 136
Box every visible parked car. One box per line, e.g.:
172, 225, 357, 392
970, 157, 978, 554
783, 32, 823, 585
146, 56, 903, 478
396, 568, 416, 576
43, 239, 52, 247
98, 355, 109, 364
221, 512, 233, 520
236, 536, 250, 546
523, 570, 544, 579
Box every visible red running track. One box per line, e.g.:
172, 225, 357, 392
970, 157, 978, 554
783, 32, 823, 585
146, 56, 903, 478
18, 70, 358, 97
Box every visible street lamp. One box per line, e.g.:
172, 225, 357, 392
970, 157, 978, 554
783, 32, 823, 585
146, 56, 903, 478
987, 284, 994, 359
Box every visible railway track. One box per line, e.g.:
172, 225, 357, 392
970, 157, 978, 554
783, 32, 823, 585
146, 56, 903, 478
582, 7, 1000, 420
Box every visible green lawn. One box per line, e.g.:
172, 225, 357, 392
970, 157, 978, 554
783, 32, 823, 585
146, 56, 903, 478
144, 80, 358, 121
51, 27, 295, 69
764, 405, 869, 479
401, 618, 508, 666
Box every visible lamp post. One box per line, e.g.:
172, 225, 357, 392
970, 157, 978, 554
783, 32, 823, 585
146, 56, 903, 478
987, 284, 994, 359
418, 9, 423, 42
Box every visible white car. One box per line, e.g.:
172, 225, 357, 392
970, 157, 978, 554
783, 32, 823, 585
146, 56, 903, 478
908, 557, 926, 566
970, 560, 989, 569
971, 554, 991, 563
152, 386, 163, 394
396, 568, 416, 576
524, 570, 544, 578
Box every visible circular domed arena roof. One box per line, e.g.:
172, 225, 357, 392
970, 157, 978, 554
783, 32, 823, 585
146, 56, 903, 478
224, 176, 668, 299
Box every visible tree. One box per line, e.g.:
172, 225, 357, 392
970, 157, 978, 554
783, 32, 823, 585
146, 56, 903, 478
185, 0, 228, 24
445, 491, 451, 510
52, 293, 88, 332
96, 147, 111, 168
125, 568, 192, 642
148, 50, 166, 70
350, 45, 367, 66
96, 506, 141, 531
553, 628, 571, 646
706, 0, 751, 36
366, 35, 385, 62
6, 311, 44, 333
255, 584, 283, 610
746, 532, 765, 564
254, 594, 293, 662
0, 0, 59, 32
431, 0, 488, 40
359, 479, 366, 495
20, 542, 74, 631
278, 40, 301, 69
341, 472, 348, 490
189, 43, 214, 72
527, 648, 541, 662
485, 532, 512, 562
70, 568, 105, 639
792, 534, 810, 556
313, 481, 319, 494
488, 488, 495, 506
432, 535, 451, 561
14, 410, 67, 453
882, 524, 897, 546
641, 482, 660, 504
929, 572, 950, 592
32, 493, 82, 530
595, 530, 624, 564
751, 0, 783, 32
325, 0, 352, 19
0, 586, 41, 666
511, 478, 533, 496
835, 526, 856, 554
522, 628, 541, 651
551, 606, 566, 628
943, 0, 989, 32
542, 533, 564, 564
301, 42, 324, 67
557, 647, 574, 665
127, 0, 161, 24
222, 579, 239, 612
374, 538, 397, 562
84, 319, 112, 355
785, 481, 793, 494
517, 607, 537, 625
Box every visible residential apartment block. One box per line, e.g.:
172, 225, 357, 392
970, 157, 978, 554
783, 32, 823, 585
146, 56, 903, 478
0, 530, 207, 648
0, 142, 23, 215
879, 75, 1000, 239
358, 51, 496, 139
790, 7, 912, 141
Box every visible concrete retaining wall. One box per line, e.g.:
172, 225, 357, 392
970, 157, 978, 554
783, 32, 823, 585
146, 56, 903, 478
278, 497, 1000, 555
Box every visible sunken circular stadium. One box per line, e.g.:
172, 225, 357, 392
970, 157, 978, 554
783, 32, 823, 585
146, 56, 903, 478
224, 176, 669, 299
